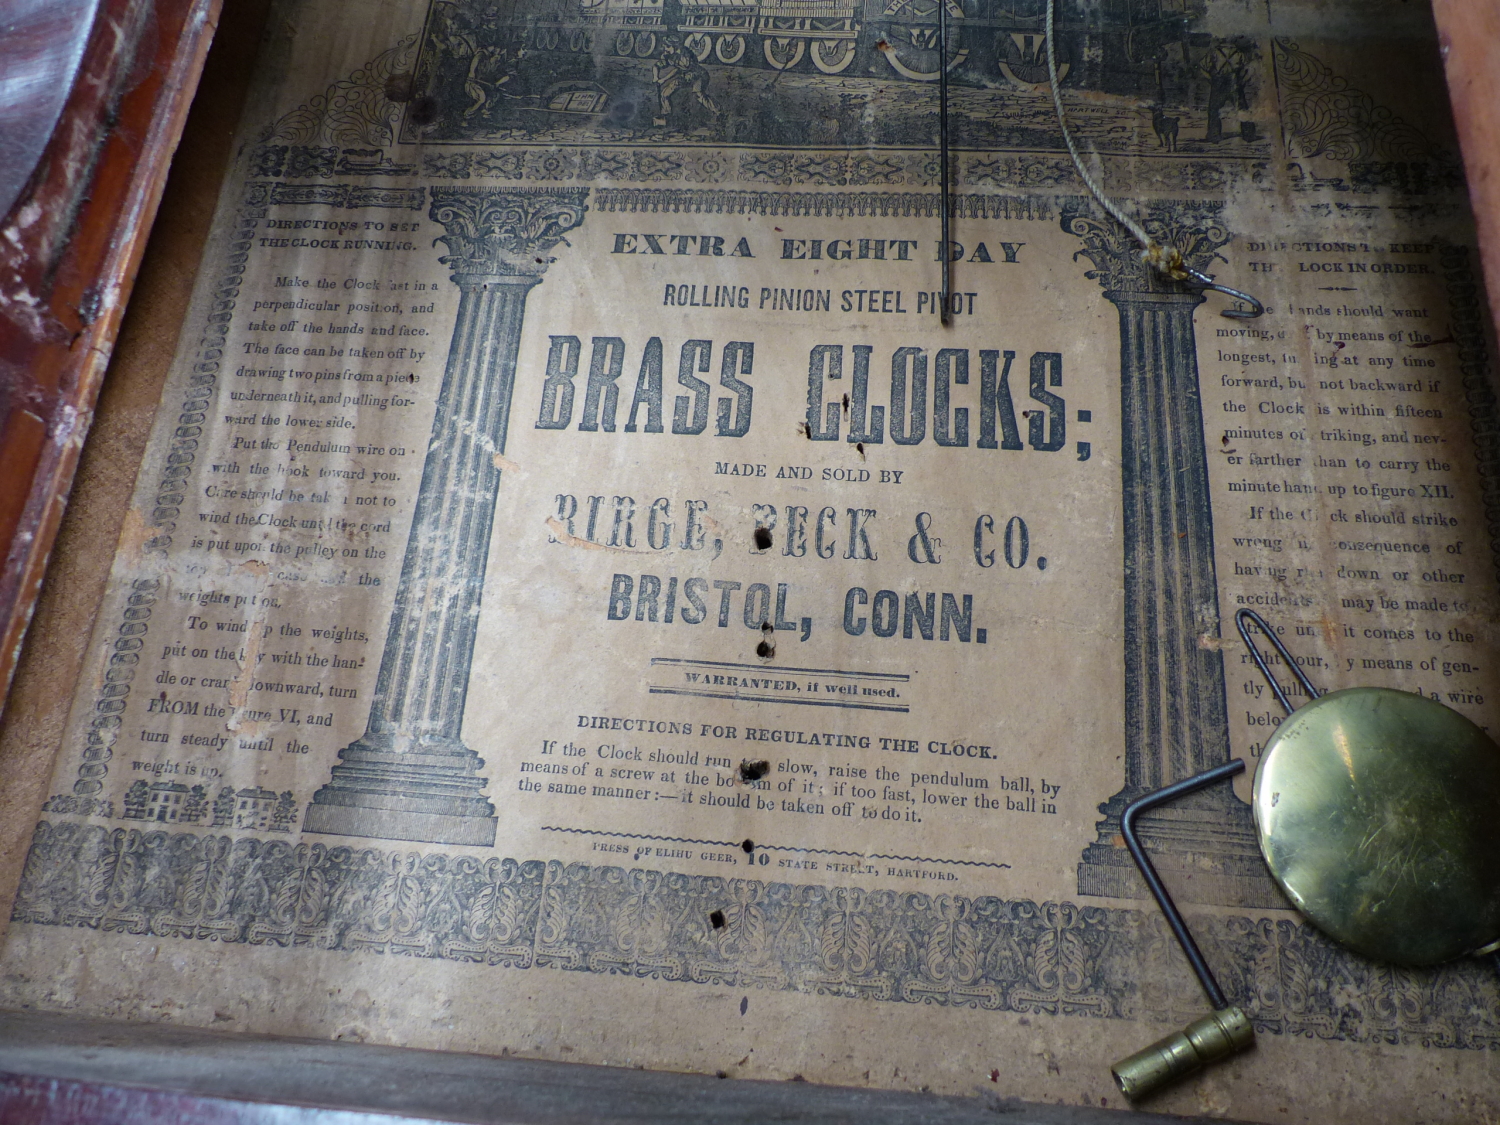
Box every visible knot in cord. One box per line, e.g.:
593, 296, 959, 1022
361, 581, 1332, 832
1142, 242, 1190, 282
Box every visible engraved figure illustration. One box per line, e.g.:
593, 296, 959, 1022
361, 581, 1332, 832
1150, 104, 1177, 151
462, 39, 522, 120
1196, 38, 1256, 144
424, 2, 528, 123
652, 30, 720, 126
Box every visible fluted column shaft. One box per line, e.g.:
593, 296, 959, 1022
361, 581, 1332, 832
367, 275, 535, 747
1114, 290, 1232, 792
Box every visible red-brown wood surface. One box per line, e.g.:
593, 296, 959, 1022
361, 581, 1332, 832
1432, 0, 1500, 340
0, 0, 220, 714
0, 1073, 296, 1125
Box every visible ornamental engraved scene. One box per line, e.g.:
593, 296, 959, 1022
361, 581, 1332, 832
401, 0, 1271, 157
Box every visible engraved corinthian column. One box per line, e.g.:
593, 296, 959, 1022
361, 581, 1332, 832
1064, 203, 1281, 908
304, 187, 588, 847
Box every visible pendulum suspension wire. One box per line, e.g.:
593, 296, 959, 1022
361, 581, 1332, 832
939, 0, 952, 326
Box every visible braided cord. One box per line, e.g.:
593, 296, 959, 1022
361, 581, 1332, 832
1045, 0, 1188, 281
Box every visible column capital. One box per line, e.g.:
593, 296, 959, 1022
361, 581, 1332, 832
1061, 201, 1232, 300
429, 187, 589, 280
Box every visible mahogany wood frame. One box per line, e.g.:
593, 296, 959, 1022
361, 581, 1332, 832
1432, 0, 1500, 340
0, 0, 221, 711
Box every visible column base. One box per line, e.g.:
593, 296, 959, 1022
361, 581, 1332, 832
302, 802, 497, 847
302, 735, 497, 847
1076, 789, 1286, 909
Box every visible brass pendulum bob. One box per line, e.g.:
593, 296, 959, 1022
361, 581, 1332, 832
1111, 609, 1500, 1100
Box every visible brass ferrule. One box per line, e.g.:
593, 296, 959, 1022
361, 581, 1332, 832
1110, 1006, 1254, 1101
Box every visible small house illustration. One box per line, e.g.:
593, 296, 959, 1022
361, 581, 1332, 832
233, 787, 279, 831
146, 781, 191, 823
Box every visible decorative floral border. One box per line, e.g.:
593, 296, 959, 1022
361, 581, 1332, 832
591, 187, 1053, 220
1273, 39, 1436, 164
39, 579, 161, 819
250, 140, 1259, 198
263, 35, 420, 149
145, 182, 272, 551
11, 821, 1500, 1049
1272, 39, 1463, 195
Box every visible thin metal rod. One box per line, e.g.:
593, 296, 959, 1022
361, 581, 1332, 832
1120, 760, 1245, 1010
1234, 608, 1321, 716
938, 0, 951, 326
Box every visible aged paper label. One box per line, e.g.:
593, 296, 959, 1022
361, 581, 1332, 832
5, 1, 1499, 1120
